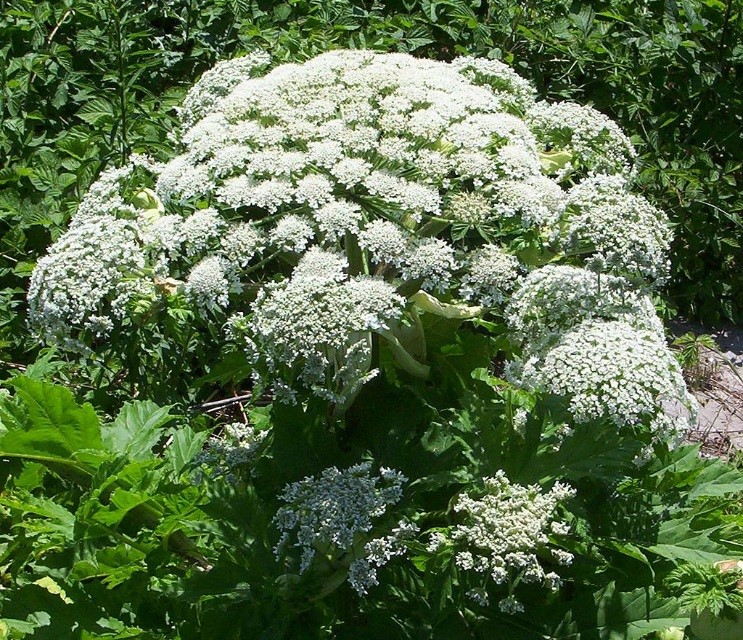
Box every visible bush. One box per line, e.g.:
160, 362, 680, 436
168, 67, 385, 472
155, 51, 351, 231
2, 50, 740, 639
1, 4, 742, 637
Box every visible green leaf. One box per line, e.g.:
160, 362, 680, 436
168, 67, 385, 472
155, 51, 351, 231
646, 516, 734, 564
164, 425, 209, 476
575, 583, 688, 639
513, 419, 640, 485
0, 491, 75, 543
87, 488, 152, 528
490, 583, 689, 639
102, 401, 174, 461
0, 618, 40, 635
1, 377, 102, 458
23, 350, 71, 382
194, 350, 253, 387
597, 539, 655, 580
273, 3, 292, 21
75, 97, 115, 125
688, 461, 743, 500
71, 544, 147, 587
32, 577, 73, 605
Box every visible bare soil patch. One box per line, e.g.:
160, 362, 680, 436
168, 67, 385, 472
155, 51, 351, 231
671, 320, 743, 459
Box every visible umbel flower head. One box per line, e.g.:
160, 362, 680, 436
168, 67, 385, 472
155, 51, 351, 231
528, 102, 637, 178
514, 319, 697, 433
272, 462, 408, 577
460, 244, 522, 307
558, 174, 672, 284
27, 215, 152, 347
427, 471, 575, 613
241, 248, 405, 405
506, 264, 663, 352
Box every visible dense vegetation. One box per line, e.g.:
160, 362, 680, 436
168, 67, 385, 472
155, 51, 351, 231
0, 2, 742, 639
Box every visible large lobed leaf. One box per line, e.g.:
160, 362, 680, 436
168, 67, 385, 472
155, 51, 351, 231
101, 400, 176, 461
4, 377, 102, 454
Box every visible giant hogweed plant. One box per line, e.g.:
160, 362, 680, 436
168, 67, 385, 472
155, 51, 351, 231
29, 52, 689, 420
4, 50, 741, 637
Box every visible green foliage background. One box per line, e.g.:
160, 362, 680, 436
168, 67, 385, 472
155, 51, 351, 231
0, 0, 742, 377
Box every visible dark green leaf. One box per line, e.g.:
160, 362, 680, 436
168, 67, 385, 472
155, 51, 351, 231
102, 401, 175, 460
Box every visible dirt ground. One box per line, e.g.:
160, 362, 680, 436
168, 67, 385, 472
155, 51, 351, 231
671, 320, 743, 459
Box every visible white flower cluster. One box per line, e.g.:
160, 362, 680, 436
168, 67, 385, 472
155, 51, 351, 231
27, 163, 175, 345
220, 222, 264, 267
272, 462, 408, 575
560, 175, 672, 284
506, 265, 662, 351
184, 255, 232, 310
177, 51, 272, 130
314, 199, 363, 240
528, 102, 637, 177
72, 164, 139, 224
444, 471, 575, 612
27, 217, 152, 345
448, 56, 535, 112
268, 214, 314, 252
245, 248, 405, 404
491, 177, 567, 229
28, 159, 273, 343
512, 407, 529, 436
517, 320, 697, 432
140, 214, 185, 273
181, 207, 225, 257
193, 421, 267, 483
400, 238, 458, 292
150, 47, 599, 328
445, 191, 494, 225
28, 49, 679, 417
357, 220, 411, 267
157, 49, 547, 223
348, 520, 419, 596
460, 245, 522, 307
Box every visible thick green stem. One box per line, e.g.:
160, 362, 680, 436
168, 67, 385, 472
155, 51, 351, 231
112, 1, 128, 163
344, 231, 364, 276
418, 217, 451, 237
410, 311, 427, 360
379, 329, 430, 379
0, 452, 92, 485
244, 250, 282, 275
396, 277, 424, 298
